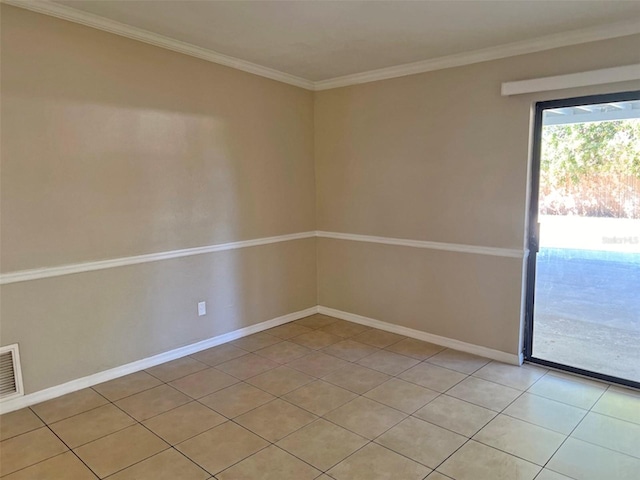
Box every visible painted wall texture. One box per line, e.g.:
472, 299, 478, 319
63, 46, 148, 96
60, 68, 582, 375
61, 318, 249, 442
1, 4, 639, 392
0, 5, 317, 392
315, 34, 640, 355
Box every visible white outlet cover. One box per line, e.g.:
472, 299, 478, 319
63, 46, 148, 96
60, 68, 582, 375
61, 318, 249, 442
198, 301, 206, 316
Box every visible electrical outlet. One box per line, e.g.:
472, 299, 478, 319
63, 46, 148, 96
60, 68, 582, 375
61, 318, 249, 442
198, 301, 206, 316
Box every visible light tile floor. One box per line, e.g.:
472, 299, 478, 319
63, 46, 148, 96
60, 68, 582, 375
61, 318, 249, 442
1, 314, 639, 479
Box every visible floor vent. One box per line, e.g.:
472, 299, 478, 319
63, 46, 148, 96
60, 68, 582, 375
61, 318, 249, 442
0, 344, 24, 401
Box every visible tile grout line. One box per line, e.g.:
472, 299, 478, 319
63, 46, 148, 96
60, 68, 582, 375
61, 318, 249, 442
0, 320, 487, 477
132, 319, 396, 477
546, 382, 640, 462
421, 394, 520, 474
156, 327, 640, 474
363, 355, 524, 476
24, 402, 104, 479
265, 332, 478, 476
97, 367, 267, 479
473, 369, 575, 466
5, 316, 637, 479
72, 387, 175, 479
31, 391, 141, 448
28, 361, 259, 479
1, 324, 478, 477
206, 320, 435, 476
493, 371, 640, 447
425, 363, 554, 477
530, 377, 611, 480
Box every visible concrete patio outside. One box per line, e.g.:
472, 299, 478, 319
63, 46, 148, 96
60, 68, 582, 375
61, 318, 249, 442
532, 216, 640, 384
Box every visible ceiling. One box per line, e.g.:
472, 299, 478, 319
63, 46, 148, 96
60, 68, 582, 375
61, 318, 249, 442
544, 100, 640, 125
25, 1, 640, 84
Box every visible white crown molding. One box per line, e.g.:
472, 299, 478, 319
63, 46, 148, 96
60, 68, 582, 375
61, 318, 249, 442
0, 306, 319, 413
501, 64, 640, 96
318, 306, 522, 365
317, 231, 524, 258
1, 0, 315, 90
0, 231, 316, 285
314, 19, 640, 91
4, 0, 640, 92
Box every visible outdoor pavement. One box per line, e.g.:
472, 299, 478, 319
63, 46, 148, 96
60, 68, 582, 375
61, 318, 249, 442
533, 247, 640, 383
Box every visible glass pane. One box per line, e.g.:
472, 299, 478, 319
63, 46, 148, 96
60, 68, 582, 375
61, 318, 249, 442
532, 99, 640, 383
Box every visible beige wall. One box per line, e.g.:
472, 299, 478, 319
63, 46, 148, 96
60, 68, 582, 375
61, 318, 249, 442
0, 5, 317, 393
1, 240, 317, 393
2, 4, 639, 394
318, 239, 524, 353
315, 34, 640, 355
1, 5, 315, 272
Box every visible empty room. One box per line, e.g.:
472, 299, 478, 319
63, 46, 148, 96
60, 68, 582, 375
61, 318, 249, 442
1, 1, 639, 479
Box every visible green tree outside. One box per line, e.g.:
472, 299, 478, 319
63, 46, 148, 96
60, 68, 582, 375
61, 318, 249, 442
540, 119, 640, 219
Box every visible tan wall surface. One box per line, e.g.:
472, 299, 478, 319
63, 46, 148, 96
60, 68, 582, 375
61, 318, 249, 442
315, 34, 640, 354
318, 238, 524, 354
2, 3, 640, 394
1, 239, 317, 393
315, 34, 640, 248
1, 5, 316, 272
0, 5, 317, 393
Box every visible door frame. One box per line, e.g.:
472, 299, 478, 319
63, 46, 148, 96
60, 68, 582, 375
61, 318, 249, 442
524, 89, 640, 389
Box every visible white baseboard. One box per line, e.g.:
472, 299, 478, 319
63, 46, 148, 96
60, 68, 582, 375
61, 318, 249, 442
318, 306, 521, 366
1, 304, 522, 414
0, 306, 319, 414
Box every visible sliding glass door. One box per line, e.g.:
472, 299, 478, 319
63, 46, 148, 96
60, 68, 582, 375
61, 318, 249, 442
525, 91, 640, 388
